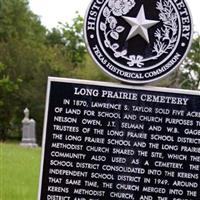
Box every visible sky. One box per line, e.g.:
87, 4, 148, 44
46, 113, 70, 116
29, 0, 200, 33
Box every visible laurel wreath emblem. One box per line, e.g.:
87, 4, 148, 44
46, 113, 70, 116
100, 0, 178, 68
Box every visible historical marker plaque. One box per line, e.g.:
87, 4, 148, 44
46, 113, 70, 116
38, 77, 200, 200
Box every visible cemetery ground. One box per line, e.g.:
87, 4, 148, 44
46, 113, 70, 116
0, 142, 41, 200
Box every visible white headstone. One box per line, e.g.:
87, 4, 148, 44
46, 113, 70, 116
20, 108, 38, 147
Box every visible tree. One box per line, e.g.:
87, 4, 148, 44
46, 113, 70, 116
0, 4, 90, 142
0, 0, 48, 141
179, 34, 200, 90
0, 63, 21, 141
0, 0, 46, 42
46, 13, 86, 67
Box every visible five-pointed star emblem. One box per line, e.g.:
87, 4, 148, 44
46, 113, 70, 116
122, 5, 159, 43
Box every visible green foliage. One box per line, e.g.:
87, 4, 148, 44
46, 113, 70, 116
0, 0, 46, 42
179, 35, 200, 90
73, 55, 115, 82
0, 0, 50, 141
0, 63, 21, 140
46, 13, 86, 67
0, 2, 89, 143
46, 28, 64, 46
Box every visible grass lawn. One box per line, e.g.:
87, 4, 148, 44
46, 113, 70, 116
0, 142, 41, 200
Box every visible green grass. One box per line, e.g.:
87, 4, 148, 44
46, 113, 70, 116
0, 142, 41, 200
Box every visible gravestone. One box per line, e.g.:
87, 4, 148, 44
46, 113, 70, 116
20, 108, 37, 147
